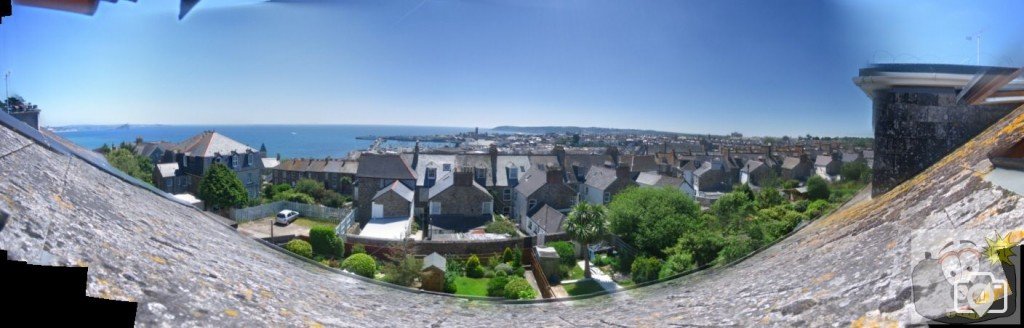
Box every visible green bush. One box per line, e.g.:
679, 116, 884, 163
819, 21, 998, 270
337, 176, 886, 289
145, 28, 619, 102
841, 161, 871, 183
804, 199, 831, 218
485, 215, 519, 236
465, 254, 485, 278
755, 187, 785, 209
381, 255, 422, 287
444, 271, 458, 293
283, 239, 313, 259
782, 179, 800, 189
502, 247, 515, 264
487, 276, 510, 297
494, 263, 514, 276
341, 253, 377, 278
660, 250, 696, 279
309, 226, 343, 258
630, 256, 662, 284
272, 190, 315, 204
546, 241, 576, 267
503, 277, 536, 299
715, 235, 756, 266
351, 243, 366, 255
806, 176, 830, 201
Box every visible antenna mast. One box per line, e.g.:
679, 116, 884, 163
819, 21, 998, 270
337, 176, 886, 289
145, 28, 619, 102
966, 30, 984, 65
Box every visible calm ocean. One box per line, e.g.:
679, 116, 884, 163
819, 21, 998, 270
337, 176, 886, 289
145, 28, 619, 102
54, 125, 485, 159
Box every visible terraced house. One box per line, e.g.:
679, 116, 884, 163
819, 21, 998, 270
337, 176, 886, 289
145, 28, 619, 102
152, 131, 265, 199
271, 157, 357, 194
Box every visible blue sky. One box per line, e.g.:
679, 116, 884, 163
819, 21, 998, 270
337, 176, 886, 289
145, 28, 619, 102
1, 0, 1022, 137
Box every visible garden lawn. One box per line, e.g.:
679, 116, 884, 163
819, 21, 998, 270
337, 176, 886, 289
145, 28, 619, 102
563, 279, 606, 296
293, 217, 337, 229
566, 265, 585, 280
454, 277, 490, 297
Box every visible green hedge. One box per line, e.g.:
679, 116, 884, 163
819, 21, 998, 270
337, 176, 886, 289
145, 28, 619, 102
630, 256, 662, 283
465, 254, 484, 278
546, 241, 576, 267
342, 253, 377, 278
309, 226, 343, 258
283, 239, 313, 259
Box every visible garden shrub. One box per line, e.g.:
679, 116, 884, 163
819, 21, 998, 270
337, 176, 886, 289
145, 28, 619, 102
341, 253, 377, 278
283, 239, 313, 259
546, 241, 576, 267
630, 256, 662, 284
502, 247, 515, 264
443, 271, 458, 293
465, 254, 485, 278
503, 277, 536, 299
659, 250, 696, 279
487, 276, 510, 297
309, 226, 344, 258
804, 199, 831, 218
715, 235, 756, 266
494, 263, 514, 276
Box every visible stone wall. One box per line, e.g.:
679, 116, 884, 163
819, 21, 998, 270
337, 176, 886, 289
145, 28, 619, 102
373, 191, 411, 218
430, 185, 492, 216
343, 234, 529, 257
871, 87, 1017, 195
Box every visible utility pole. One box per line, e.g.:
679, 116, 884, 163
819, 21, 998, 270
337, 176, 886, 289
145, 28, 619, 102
3, 71, 9, 107
967, 30, 984, 65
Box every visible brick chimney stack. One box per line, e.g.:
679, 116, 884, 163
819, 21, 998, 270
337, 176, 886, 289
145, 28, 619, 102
615, 165, 631, 180
454, 167, 474, 186
546, 166, 564, 184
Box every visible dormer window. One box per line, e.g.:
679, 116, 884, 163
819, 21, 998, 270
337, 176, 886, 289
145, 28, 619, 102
426, 167, 437, 180
233, 154, 240, 169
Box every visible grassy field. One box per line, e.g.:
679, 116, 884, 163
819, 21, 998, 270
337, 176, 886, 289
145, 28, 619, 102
563, 279, 605, 296
292, 217, 338, 229
454, 277, 490, 297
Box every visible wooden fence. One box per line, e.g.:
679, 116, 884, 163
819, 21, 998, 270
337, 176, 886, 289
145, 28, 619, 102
230, 201, 351, 223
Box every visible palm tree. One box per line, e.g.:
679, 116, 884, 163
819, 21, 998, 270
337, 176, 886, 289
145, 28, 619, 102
566, 202, 609, 279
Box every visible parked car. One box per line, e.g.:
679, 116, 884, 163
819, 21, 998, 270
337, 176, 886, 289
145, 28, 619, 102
275, 210, 300, 225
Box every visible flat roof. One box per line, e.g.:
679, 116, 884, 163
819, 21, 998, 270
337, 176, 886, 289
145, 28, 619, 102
359, 217, 409, 240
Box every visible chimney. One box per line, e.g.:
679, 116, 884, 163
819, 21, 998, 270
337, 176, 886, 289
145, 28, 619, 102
412, 140, 420, 170
488, 144, 498, 185
551, 145, 566, 166
546, 166, 564, 184
135, 136, 144, 146
454, 168, 474, 186
615, 165, 631, 180
606, 146, 620, 167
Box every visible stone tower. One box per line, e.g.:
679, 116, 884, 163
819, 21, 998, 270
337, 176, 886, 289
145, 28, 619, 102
855, 64, 1022, 196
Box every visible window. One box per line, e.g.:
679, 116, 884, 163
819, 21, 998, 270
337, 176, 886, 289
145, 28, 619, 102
429, 202, 441, 215
503, 206, 510, 215
482, 201, 493, 214
442, 164, 451, 172
426, 167, 437, 180
179, 178, 186, 187
182, 156, 188, 168
165, 178, 172, 188
233, 154, 240, 169
502, 189, 512, 201
528, 199, 537, 209
475, 168, 486, 179
604, 191, 611, 204
508, 167, 518, 179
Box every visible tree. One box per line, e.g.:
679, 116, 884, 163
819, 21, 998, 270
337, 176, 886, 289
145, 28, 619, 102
105, 147, 154, 184
630, 256, 662, 283
606, 187, 702, 257
381, 255, 422, 287
566, 202, 609, 279
341, 253, 377, 278
841, 161, 871, 183
295, 178, 326, 199
755, 187, 785, 209
806, 176, 830, 201
465, 254, 484, 278
546, 241, 576, 267
709, 190, 754, 232
484, 215, 519, 236
196, 164, 248, 210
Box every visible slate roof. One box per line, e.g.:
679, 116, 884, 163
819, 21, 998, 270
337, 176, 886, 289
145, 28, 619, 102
373, 181, 415, 202
842, 152, 860, 163
815, 155, 834, 166
514, 170, 550, 197
426, 171, 490, 199
261, 157, 279, 169
495, 155, 530, 187
156, 163, 179, 178
635, 172, 683, 188
173, 131, 256, 157
428, 214, 493, 232
781, 156, 803, 169
694, 161, 723, 177
409, 154, 457, 187
356, 154, 415, 179
742, 160, 764, 173
529, 204, 566, 234
583, 165, 619, 190
622, 155, 659, 172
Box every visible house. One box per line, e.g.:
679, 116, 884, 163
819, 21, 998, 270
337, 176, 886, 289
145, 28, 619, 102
420, 253, 447, 292
272, 158, 357, 194
521, 204, 567, 240
513, 167, 575, 225
814, 154, 841, 182
152, 131, 264, 199
620, 155, 659, 175
425, 168, 494, 239
580, 165, 636, 205
692, 161, 731, 194
132, 137, 175, 165
354, 154, 416, 222
780, 155, 812, 182
358, 181, 414, 240
403, 153, 458, 216
635, 171, 684, 190
740, 160, 771, 186
260, 156, 279, 183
